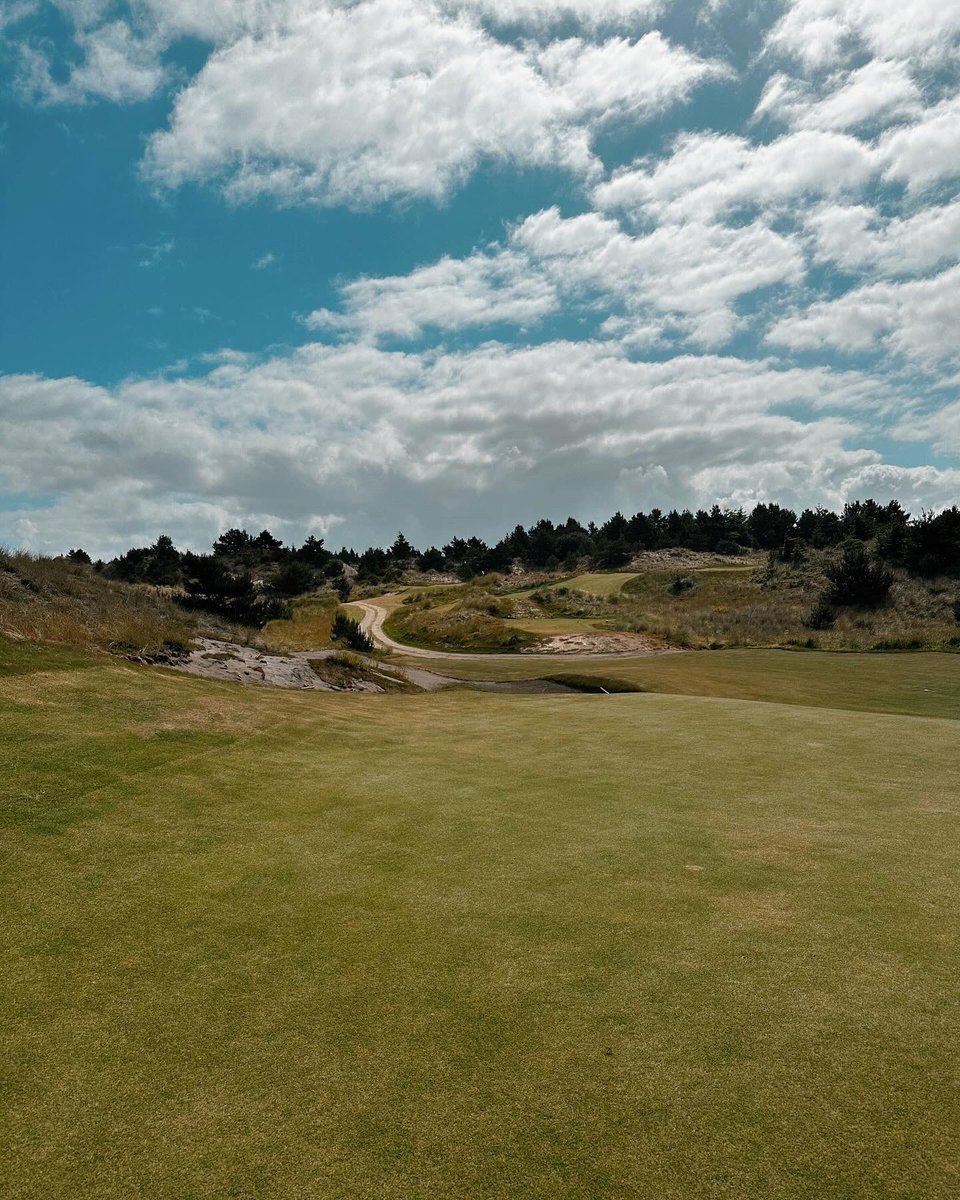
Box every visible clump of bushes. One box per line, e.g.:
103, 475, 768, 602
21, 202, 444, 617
804, 598, 837, 630
331, 612, 374, 652
823, 541, 892, 608
668, 575, 697, 596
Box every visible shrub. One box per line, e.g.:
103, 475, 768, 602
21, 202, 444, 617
272, 561, 317, 597
804, 597, 837, 630
331, 612, 374, 652
953, 599, 960, 624
872, 637, 925, 651
668, 575, 697, 596
823, 541, 892, 608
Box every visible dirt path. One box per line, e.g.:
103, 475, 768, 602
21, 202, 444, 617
354, 600, 672, 662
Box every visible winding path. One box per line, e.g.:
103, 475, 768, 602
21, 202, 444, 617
354, 600, 671, 662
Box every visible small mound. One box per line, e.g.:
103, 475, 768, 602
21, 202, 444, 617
540, 674, 646, 694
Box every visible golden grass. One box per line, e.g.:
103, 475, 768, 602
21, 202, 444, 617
262, 594, 339, 652
0, 548, 196, 655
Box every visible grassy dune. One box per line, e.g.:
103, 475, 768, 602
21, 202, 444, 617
0, 549, 197, 654
3, 637, 960, 1198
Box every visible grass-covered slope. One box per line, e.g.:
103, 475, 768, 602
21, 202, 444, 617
3, 640, 959, 1198
384, 582, 537, 652
0, 548, 198, 655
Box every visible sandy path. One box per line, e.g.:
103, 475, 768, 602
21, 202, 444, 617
354, 601, 671, 662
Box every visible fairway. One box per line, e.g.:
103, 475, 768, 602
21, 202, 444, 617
3, 640, 960, 1198
554, 572, 640, 596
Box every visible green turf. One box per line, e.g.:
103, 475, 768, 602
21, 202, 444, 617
389, 646, 960, 721
3, 640, 960, 1198
554, 572, 640, 596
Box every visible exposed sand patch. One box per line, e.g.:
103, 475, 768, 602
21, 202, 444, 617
526, 632, 671, 656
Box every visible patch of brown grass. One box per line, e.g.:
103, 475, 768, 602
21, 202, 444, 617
0, 548, 256, 657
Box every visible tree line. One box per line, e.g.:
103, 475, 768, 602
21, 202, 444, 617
64, 499, 960, 627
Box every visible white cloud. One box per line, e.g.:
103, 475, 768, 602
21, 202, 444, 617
768, 264, 960, 363
535, 32, 731, 122
0, 339, 932, 556
304, 250, 559, 339
303, 204, 803, 347
594, 129, 875, 223
141, 3, 724, 206
455, 0, 665, 23
805, 200, 960, 276
138, 236, 174, 268
879, 92, 960, 193
513, 207, 803, 346
0, 1, 37, 32
767, 0, 960, 68
252, 252, 277, 270
754, 60, 921, 132
18, 18, 166, 103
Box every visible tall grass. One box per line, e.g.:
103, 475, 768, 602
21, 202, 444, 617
0, 548, 235, 656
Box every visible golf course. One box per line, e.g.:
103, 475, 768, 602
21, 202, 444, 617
3, 624, 959, 1198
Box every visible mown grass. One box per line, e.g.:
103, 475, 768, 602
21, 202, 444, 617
386, 645, 960, 721
3, 639, 960, 1198
558, 571, 640, 596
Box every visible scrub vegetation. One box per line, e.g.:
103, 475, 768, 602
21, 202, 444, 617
379, 552, 960, 654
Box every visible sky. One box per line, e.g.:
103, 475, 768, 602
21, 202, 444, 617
1, 0, 959, 557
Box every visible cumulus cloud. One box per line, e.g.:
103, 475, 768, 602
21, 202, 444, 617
304, 204, 803, 347
767, 0, 960, 68
768, 264, 960, 363
304, 250, 559, 340
594, 129, 875, 223
805, 200, 960, 276
0, 341, 930, 555
879, 92, 960, 193
754, 60, 921, 132
453, 0, 666, 26
141, 6, 724, 206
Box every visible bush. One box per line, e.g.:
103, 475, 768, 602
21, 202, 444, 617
804, 597, 837, 630
331, 612, 374, 652
872, 638, 925, 651
953, 599, 960, 624
668, 575, 697, 596
272, 561, 317, 597
823, 541, 892, 608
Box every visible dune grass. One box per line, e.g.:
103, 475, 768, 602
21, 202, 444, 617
3, 637, 960, 1198
261, 594, 340, 652
0, 548, 198, 655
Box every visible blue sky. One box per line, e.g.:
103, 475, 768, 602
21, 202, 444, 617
1, 0, 959, 556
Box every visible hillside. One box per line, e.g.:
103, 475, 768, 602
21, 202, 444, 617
379, 553, 960, 655
0, 549, 241, 657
